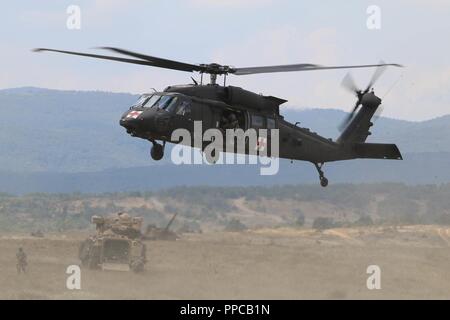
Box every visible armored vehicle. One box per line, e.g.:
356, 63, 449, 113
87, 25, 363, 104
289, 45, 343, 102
79, 213, 147, 272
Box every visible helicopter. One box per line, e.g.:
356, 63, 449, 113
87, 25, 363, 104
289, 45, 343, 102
33, 47, 403, 187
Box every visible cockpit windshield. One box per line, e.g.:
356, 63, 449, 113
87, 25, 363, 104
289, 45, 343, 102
142, 95, 161, 108
132, 95, 150, 108
132, 94, 179, 112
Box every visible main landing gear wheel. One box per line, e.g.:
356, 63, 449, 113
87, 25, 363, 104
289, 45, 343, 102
314, 162, 329, 188
150, 142, 164, 161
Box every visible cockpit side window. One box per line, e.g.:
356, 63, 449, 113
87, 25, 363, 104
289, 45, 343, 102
164, 97, 179, 112
154, 95, 173, 109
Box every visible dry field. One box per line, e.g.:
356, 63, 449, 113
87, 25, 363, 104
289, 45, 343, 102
1, 225, 450, 299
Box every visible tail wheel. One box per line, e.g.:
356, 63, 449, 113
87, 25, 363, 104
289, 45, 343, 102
314, 162, 329, 188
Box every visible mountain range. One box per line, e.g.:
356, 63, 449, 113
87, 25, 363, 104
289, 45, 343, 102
0, 87, 449, 193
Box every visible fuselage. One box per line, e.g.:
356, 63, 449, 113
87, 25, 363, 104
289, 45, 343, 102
119, 84, 353, 163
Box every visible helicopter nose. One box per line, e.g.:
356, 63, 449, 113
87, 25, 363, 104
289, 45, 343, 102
120, 109, 166, 135
120, 110, 143, 132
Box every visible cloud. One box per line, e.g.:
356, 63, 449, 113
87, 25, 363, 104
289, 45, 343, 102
90, 0, 132, 13
208, 20, 450, 121
406, 0, 450, 8
5, 1, 450, 121
212, 25, 339, 65
79, 0, 147, 28
381, 65, 450, 120
188, 0, 274, 8
210, 25, 349, 110
18, 9, 64, 28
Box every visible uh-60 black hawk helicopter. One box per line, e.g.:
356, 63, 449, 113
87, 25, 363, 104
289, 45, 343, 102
34, 47, 403, 187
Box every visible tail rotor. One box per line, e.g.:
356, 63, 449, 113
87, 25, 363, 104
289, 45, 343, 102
339, 61, 401, 130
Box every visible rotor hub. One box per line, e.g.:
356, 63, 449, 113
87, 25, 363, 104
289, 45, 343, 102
199, 63, 232, 76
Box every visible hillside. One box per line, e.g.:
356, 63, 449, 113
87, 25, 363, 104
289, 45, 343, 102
0, 152, 449, 194
0, 87, 147, 172
1, 184, 450, 232
1, 87, 450, 193
284, 108, 450, 153
1, 86, 450, 173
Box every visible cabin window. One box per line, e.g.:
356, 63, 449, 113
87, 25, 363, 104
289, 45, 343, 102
176, 101, 191, 117
251, 114, 264, 128
267, 118, 276, 129
220, 110, 241, 130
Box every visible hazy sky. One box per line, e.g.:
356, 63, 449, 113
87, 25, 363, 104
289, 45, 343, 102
2, 0, 450, 121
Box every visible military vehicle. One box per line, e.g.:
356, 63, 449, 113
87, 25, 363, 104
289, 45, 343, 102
30, 230, 44, 238
177, 221, 202, 234
224, 218, 248, 232
79, 212, 147, 272
143, 212, 179, 241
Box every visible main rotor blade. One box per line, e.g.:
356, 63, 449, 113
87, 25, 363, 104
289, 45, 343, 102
97, 47, 204, 73
33, 48, 200, 73
230, 64, 319, 75
231, 63, 402, 76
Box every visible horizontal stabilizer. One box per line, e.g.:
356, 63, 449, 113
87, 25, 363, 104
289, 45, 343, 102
353, 143, 403, 160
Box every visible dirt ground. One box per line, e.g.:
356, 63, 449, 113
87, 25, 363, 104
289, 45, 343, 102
1, 225, 450, 299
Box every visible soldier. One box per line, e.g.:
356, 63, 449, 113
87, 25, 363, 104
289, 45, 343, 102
16, 247, 27, 274
226, 113, 239, 129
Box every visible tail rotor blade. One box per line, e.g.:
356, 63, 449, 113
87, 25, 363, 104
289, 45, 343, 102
373, 105, 385, 123
339, 114, 352, 131
339, 102, 360, 131
341, 72, 359, 93
338, 59, 402, 132
365, 60, 388, 92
